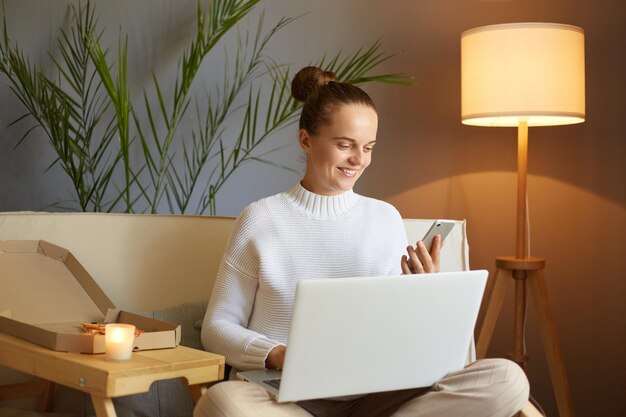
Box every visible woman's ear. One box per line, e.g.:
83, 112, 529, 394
299, 129, 311, 153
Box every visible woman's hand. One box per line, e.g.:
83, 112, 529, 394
265, 344, 287, 370
401, 234, 441, 274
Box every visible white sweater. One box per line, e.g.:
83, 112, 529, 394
201, 183, 408, 370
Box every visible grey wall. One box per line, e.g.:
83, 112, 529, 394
1, 1, 625, 416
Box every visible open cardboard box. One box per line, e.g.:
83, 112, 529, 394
0, 240, 181, 353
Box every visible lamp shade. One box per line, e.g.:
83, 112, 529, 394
461, 22, 585, 127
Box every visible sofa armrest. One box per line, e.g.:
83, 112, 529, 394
518, 401, 544, 417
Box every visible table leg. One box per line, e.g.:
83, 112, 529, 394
91, 395, 117, 417
188, 383, 208, 404
36, 381, 55, 411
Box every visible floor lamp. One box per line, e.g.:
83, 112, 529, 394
461, 23, 585, 417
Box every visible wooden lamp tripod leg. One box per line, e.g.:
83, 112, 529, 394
527, 269, 575, 417
476, 266, 510, 359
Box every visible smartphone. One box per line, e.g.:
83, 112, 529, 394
421, 219, 456, 251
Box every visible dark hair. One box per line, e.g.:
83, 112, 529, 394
291, 66, 377, 134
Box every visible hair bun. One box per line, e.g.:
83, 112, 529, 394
291, 66, 338, 103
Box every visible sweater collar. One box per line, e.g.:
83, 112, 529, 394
286, 182, 358, 218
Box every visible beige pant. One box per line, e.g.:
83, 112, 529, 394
194, 358, 529, 417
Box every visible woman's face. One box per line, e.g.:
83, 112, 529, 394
300, 104, 378, 196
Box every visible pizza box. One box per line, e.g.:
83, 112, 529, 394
0, 240, 181, 353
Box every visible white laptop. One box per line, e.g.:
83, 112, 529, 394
237, 270, 488, 403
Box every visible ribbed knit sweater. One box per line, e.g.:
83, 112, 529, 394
201, 183, 408, 371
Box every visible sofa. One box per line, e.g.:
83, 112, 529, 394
0, 212, 540, 417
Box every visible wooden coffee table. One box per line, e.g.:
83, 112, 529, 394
0, 331, 225, 417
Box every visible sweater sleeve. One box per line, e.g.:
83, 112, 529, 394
200, 210, 283, 370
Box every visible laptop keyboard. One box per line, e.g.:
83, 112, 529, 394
263, 378, 281, 389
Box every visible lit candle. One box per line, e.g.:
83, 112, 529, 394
105, 323, 136, 361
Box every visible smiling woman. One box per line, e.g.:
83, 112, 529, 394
193, 66, 530, 417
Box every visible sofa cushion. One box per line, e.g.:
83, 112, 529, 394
143, 300, 208, 350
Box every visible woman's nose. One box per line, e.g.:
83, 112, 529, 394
348, 149, 364, 165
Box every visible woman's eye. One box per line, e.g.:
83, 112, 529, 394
364, 147, 373, 152
337, 144, 351, 150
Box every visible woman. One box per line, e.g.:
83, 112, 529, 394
195, 66, 529, 417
